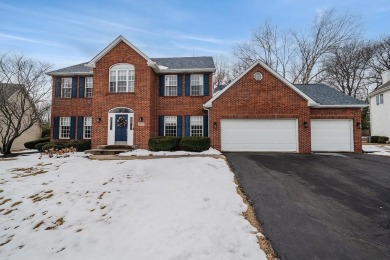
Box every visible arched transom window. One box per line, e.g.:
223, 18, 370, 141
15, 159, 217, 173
109, 63, 135, 92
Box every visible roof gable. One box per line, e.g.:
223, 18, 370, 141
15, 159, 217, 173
0, 83, 23, 99
369, 81, 390, 97
86, 35, 152, 68
204, 60, 317, 108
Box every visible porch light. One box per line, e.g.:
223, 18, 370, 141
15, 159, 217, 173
303, 121, 308, 128
139, 117, 143, 122
96, 117, 101, 123
356, 122, 361, 129
213, 122, 218, 129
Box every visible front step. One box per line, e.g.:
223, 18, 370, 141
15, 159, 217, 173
85, 145, 136, 155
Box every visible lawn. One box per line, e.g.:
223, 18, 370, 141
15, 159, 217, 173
0, 153, 266, 260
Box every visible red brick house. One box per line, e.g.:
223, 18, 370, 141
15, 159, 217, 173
48, 35, 366, 153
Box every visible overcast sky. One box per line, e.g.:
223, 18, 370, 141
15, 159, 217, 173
0, 0, 388, 70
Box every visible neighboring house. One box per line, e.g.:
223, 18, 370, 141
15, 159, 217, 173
0, 84, 42, 151
48, 35, 366, 153
369, 70, 390, 138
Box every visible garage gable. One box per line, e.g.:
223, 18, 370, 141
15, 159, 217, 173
204, 60, 317, 108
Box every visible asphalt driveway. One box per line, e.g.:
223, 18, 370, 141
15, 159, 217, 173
225, 153, 390, 260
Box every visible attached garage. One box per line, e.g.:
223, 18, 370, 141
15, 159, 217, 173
311, 119, 354, 152
221, 119, 298, 152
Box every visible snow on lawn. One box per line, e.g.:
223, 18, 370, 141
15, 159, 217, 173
0, 153, 266, 260
363, 145, 390, 156
118, 148, 221, 157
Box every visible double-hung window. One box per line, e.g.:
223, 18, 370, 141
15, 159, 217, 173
61, 78, 72, 98
60, 117, 71, 139
109, 64, 135, 93
83, 117, 92, 139
190, 74, 203, 96
164, 116, 177, 136
376, 94, 384, 105
165, 75, 177, 96
85, 77, 93, 97
190, 116, 203, 136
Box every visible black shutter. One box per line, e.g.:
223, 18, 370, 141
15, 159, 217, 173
55, 78, 61, 97
53, 117, 59, 139
203, 74, 209, 96
203, 115, 209, 136
185, 116, 190, 137
70, 116, 76, 139
177, 75, 183, 96
177, 116, 182, 137
159, 75, 165, 96
158, 116, 164, 136
185, 74, 190, 96
77, 116, 84, 140
79, 77, 85, 98
72, 77, 77, 98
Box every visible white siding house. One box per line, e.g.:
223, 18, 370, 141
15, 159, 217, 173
369, 70, 390, 138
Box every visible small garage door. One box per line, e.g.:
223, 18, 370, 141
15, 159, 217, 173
311, 119, 353, 152
221, 119, 298, 152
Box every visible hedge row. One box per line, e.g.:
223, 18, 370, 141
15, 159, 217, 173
24, 137, 50, 149
40, 140, 91, 152
370, 136, 389, 144
148, 136, 210, 152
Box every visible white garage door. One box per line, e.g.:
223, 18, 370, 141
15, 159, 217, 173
311, 119, 353, 152
221, 119, 298, 152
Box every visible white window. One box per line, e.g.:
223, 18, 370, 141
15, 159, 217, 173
190, 116, 203, 136
83, 117, 92, 139
109, 64, 135, 93
165, 75, 177, 96
164, 116, 177, 136
377, 94, 384, 105
60, 117, 71, 139
85, 77, 93, 97
254, 72, 263, 81
190, 74, 203, 96
61, 78, 72, 98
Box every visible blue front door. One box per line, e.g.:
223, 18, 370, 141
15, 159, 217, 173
115, 114, 128, 142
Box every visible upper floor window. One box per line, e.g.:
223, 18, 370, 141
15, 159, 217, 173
83, 117, 92, 139
190, 74, 203, 96
190, 116, 203, 136
60, 117, 71, 139
61, 78, 72, 98
85, 77, 93, 97
165, 75, 177, 96
376, 94, 384, 105
109, 64, 135, 93
164, 116, 177, 136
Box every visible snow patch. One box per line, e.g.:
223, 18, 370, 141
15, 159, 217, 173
363, 145, 390, 156
118, 148, 222, 157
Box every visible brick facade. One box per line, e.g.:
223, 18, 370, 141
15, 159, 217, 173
50, 38, 362, 153
208, 64, 362, 153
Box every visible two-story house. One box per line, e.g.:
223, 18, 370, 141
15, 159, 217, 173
48, 35, 366, 153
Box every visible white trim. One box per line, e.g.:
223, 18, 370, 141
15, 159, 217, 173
368, 84, 390, 97
312, 104, 367, 108
86, 35, 153, 68
107, 109, 134, 145
203, 60, 317, 108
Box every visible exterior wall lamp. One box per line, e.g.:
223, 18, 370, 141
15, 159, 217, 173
213, 122, 218, 129
303, 121, 308, 128
356, 122, 361, 129
96, 117, 101, 123
139, 117, 144, 122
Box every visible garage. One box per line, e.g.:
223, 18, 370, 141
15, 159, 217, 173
311, 119, 353, 152
220, 119, 298, 152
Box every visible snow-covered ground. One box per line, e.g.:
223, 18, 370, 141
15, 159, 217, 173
0, 153, 266, 260
363, 144, 390, 156
118, 148, 221, 157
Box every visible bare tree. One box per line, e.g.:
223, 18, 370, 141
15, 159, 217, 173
291, 9, 362, 84
322, 40, 374, 99
368, 35, 390, 87
213, 55, 233, 87
233, 22, 295, 78
0, 53, 52, 155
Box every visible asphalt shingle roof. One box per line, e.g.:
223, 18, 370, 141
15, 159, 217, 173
374, 80, 390, 92
47, 63, 92, 75
294, 84, 365, 105
151, 57, 215, 70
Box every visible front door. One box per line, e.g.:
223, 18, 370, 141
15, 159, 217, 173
115, 114, 128, 142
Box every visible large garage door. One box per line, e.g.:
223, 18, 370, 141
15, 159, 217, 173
311, 119, 353, 152
221, 119, 298, 152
